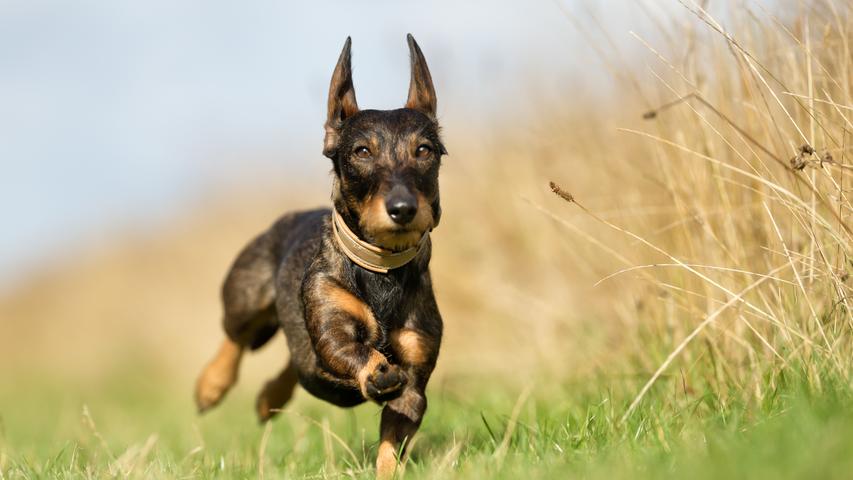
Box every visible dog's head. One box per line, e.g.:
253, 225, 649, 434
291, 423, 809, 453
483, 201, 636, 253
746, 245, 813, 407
323, 35, 445, 252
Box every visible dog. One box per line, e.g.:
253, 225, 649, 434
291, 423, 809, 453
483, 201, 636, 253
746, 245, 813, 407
194, 34, 445, 479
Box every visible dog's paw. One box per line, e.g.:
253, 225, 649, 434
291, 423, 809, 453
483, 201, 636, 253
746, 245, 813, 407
365, 363, 408, 402
195, 371, 233, 413
195, 361, 239, 413
255, 369, 298, 423
195, 339, 242, 413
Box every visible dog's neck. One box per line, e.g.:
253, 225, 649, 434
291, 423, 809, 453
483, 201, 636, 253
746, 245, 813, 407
331, 208, 428, 274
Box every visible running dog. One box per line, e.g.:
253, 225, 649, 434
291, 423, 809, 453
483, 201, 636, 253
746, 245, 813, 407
195, 34, 445, 479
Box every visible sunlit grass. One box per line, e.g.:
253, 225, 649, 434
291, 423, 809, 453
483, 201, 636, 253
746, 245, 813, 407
1, 365, 851, 479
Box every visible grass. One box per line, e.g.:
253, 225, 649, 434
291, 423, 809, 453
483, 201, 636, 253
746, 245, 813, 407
1, 365, 851, 479
3, 0, 853, 478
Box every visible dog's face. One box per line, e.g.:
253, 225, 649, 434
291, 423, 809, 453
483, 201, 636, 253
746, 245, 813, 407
323, 35, 445, 252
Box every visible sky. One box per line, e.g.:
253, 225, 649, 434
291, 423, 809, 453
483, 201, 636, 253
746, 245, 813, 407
0, 0, 682, 289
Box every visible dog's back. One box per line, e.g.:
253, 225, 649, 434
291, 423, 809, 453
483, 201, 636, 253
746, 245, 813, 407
216, 209, 324, 348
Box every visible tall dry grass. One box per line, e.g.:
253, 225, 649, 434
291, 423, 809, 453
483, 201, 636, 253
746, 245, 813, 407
437, 0, 853, 415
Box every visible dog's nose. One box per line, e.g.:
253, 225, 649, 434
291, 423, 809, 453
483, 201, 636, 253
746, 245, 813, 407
385, 187, 418, 225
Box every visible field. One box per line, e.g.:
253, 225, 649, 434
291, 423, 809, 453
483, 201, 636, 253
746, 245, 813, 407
2, 1, 853, 479
1, 367, 852, 479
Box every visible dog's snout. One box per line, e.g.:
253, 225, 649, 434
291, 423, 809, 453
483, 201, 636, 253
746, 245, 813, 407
385, 186, 418, 225
387, 200, 417, 225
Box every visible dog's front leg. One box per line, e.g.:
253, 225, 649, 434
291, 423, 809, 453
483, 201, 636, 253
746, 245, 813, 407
305, 277, 408, 401
376, 325, 441, 479
377, 389, 425, 480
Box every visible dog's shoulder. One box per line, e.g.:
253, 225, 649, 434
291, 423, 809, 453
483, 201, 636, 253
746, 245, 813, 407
269, 207, 330, 238
268, 207, 333, 286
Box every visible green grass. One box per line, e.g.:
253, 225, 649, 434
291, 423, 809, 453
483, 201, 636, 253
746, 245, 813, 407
1, 365, 851, 479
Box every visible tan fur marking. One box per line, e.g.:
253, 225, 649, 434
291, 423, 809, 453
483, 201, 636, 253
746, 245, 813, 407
376, 440, 399, 480
391, 329, 429, 365
361, 194, 433, 252
356, 349, 388, 397
326, 284, 379, 342
195, 337, 243, 412
410, 193, 434, 233
359, 195, 394, 237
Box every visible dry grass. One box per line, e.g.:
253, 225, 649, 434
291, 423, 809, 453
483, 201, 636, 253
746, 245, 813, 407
491, 0, 853, 409
435, 0, 853, 409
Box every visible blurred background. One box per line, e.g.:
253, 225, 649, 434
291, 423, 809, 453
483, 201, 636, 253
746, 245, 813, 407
0, 0, 669, 284
0, 0, 678, 383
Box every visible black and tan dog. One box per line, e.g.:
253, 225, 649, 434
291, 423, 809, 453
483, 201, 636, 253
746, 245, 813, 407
194, 34, 445, 478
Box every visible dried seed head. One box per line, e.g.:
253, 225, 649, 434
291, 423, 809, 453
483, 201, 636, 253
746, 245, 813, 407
549, 181, 574, 203
790, 154, 807, 170
790, 144, 817, 171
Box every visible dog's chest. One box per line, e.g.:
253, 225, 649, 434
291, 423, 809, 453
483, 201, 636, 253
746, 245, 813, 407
356, 269, 412, 338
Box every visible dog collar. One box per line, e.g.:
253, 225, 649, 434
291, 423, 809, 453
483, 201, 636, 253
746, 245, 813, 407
331, 209, 428, 274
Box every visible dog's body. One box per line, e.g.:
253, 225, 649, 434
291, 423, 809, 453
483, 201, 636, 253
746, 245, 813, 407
195, 35, 444, 479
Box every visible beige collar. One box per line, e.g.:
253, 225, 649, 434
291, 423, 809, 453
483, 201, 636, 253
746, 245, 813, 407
331, 209, 428, 274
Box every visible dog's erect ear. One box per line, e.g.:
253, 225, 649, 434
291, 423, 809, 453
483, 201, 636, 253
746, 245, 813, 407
404, 34, 437, 119
324, 37, 359, 158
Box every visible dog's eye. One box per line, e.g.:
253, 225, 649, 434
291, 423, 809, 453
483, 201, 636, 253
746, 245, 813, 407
353, 146, 371, 159
415, 145, 432, 157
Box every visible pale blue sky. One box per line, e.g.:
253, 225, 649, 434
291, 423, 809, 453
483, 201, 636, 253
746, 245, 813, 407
0, 0, 680, 289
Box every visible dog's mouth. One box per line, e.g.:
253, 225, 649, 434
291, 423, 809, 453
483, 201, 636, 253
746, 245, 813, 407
368, 228, 427, 252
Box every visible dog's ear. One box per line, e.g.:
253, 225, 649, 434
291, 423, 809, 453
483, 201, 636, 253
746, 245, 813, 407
405, 34, 437, 119
324, 37, 359, 158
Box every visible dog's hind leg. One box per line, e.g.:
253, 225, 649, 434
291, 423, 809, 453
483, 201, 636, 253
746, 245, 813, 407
194, 336, 243, 413
195, 231, 279, 413
255, 361, 298, 422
